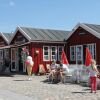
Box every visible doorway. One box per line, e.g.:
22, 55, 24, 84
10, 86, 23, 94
83, 45, 87, 64
18, 48, 23, 72
76, 45, 83, 64
11, 48, 18, 71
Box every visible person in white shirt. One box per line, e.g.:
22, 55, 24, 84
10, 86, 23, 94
48, 60, 58, 82
59, 61, 70, 83
89, 59, 99, 93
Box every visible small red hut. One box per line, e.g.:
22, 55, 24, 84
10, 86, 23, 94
10, 26, 69, 73
66, 23, 100, 65
0, 32, 12, 71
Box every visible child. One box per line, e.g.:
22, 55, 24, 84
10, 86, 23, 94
89, 59, 99, 93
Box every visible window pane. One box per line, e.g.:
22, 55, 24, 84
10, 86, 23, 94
44, 52, 48, 55
58, 46, 63, 61
44, 47, 48, 50
52, 52, 56, 55
51, 46, 57, 61
52, 47, 55, 51
59, 47, 62, 51
70, 46, 75, 61
87, 44, 96, 59
44, 56, 49, 60
43, 46, 50, 61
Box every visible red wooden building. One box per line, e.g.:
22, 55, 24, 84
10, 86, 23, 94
0, 32, 12, 71
10, 26, 69, 73
66, 23, 100, 65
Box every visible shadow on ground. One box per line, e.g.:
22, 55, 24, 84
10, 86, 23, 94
41, 79, 60, 84
13, 79, 29, 81
72, 91, 88, 94
0, 73, 14, 77
0, 72, 27, 77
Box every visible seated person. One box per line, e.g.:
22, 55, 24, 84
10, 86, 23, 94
48, 60, 59, 82
38, 64, 46, 75
59, 61, 70, 83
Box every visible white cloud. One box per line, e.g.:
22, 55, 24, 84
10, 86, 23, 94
9, 1, 15, 6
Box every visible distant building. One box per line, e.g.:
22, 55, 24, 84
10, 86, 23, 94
0, 32, 12, 71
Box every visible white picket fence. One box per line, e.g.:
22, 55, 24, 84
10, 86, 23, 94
67, 64, 100, 87
67, 65, 89, 83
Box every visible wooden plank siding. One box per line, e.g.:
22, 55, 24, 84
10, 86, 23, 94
31, 42, 64, 73
10, 31, 29, 45
0, 36, 7, 47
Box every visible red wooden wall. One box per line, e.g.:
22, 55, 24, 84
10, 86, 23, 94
29, 42, 64, 74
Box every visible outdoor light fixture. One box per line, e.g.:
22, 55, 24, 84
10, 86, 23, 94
35, 50, 39, 54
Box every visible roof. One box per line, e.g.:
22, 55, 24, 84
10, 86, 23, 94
10, 27, 70, 43
0, 32, 13, 44
84, 23, 100, 34
66, 23, 100, 40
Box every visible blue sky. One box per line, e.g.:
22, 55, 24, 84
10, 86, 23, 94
0, 0, 100, 32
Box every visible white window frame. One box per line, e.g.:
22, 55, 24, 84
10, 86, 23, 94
70, 46, 75, 61
43, 46, 50, 61
51, 46, 57, 61
58, 46, 64, 61
76, 45, 83, 62
87, 43, 96, 60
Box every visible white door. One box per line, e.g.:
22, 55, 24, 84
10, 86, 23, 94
11, 48, 18, 71
21, 46, 29, 72
76, 45, 83, 64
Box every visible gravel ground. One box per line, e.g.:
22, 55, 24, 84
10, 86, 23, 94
0, 74, 100, 100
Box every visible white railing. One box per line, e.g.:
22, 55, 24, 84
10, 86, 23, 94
68, 64, 89, 83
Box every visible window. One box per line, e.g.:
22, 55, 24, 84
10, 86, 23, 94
70, 46, 75, 61
51, 46, 57, 61
58, 46, 64, 61
43, 46, 64, 61
43, 46, 50, 61
76, 45, 83, 60
87, 43, 96, 59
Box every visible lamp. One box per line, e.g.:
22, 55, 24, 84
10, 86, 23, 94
35, 50, 39, 54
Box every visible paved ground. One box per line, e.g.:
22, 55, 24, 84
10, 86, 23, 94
0, 74, 100, 100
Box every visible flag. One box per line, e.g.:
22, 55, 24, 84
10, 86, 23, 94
85, 47, 92, 66
61, 50, 69, 72
61, 50, 69, 65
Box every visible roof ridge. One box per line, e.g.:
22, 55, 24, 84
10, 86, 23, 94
83, 23, 100, 26
20, 26, 69, 32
